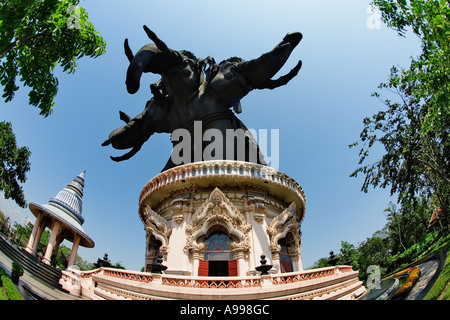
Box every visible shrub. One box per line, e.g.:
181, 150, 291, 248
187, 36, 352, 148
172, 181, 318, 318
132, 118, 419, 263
11, 261, 24, 276
0, 267, 23, 300
11, 261, 24, 284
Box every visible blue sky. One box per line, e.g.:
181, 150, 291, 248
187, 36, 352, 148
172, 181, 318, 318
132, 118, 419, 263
1, 0, 422, 270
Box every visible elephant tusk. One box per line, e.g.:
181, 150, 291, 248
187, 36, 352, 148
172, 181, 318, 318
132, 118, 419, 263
255, 60, 302, 90
110, 144, 142, 162
119, 111, 131, 124
143, 25, 170, 53
124, 39, 134, 62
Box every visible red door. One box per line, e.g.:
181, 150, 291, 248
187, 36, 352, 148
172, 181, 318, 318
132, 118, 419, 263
198, 259, 238, 276
198, 260, 209, 276
228, 260, 238, 276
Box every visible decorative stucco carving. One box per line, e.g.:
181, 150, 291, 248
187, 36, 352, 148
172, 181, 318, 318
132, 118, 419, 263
184, 187, 251, 254
244, 195, 268, 222
142, 205, 172, 258
267, 202, 301, 254
170, 196, 193, 224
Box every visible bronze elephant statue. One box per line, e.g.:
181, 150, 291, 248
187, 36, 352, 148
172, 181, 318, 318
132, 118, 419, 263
103, 26, 303, 171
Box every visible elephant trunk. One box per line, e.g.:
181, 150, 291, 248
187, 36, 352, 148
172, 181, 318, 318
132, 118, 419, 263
126, 44, 159, 94
237, 32, 303, 88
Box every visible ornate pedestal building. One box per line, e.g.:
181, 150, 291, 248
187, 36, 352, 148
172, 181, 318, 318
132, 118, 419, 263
64, 161, 366, 300
140, 160, 305, 277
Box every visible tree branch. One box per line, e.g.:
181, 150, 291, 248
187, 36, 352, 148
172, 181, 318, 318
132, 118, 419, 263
0, 33, 47, 57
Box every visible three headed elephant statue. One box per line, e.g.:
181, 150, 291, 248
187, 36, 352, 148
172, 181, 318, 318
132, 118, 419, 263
102, 26, 303, 171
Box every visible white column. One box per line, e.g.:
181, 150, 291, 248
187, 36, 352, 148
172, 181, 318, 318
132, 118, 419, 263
67, 234, 81, 267
272, 252, 281, 273
291, 257, 299, 272
294, 253, 303, 271
166, 216, 190, 274
192, 251, 201, 276
249, 212, 272, 272
43, 220, 61, 265
26, 212, 43, 254
32, 222, 45, 256
235, 251, 247, 276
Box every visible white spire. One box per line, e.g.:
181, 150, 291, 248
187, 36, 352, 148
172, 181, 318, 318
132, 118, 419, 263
48, 170, 86, 225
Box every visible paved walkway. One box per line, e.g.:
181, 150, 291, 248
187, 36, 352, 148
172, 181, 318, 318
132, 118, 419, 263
405, 258, 440, 300
404, 249, 448, 300
0, 249, 86, 300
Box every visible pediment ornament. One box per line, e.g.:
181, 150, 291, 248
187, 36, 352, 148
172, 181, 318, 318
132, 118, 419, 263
142, 205, 172, 258
267, 202, 301, 254
184, 187, 251, 253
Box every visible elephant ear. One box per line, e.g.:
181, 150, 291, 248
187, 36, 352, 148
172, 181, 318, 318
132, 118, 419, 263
126, 27, 184, 94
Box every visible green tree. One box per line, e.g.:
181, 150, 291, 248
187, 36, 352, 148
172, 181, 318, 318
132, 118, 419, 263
355, 234, 391, 277
311, 257, 331, 269
111, 261, 126, 270
55, 244, 71, 269
384, 198, 431, 255
75, 257, 94, 271
350, 0, 449, 227
371, 0, 450, 134
93, 253, 125, 270
0, 209, 9, 233
10, 221, 32, 247
0, 121, 31, 207
0, 0, 106, 116
337, 241, 358, 266
94, 253, 111, 268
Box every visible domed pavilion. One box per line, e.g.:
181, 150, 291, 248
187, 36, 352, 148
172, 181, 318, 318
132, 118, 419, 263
25, 170, 94, 267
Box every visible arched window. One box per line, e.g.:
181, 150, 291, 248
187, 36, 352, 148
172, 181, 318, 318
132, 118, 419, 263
198, 230, 238, 277
204, 232, 233, 261
278, 233, 295, 273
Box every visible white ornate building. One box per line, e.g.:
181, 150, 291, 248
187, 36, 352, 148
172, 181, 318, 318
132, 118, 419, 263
139, 160, 305, 277
60, 161, 366, 300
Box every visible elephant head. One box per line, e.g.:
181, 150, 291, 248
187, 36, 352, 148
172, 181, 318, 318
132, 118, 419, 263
125, 26, 183, 94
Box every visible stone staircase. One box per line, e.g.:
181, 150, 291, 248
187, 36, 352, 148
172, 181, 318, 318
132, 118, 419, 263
0, 234, 62, 289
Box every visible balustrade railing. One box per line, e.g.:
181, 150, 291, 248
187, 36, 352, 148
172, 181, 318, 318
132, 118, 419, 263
82, 265, 354, 289
271, 266, 339, 285
161, 276, 261, 288
138, 160, 306, 213
61, 269, 80, 286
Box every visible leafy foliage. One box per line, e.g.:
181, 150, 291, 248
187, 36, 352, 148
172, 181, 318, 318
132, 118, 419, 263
0, 121, 31, 207
11, 261, 23, 277
350, 0, 450, 225
311, 198, 436, 279
0, 0, 106, 116
384, 199, 431, 254
371, 0, 450, 134
0, 267, 23, 300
